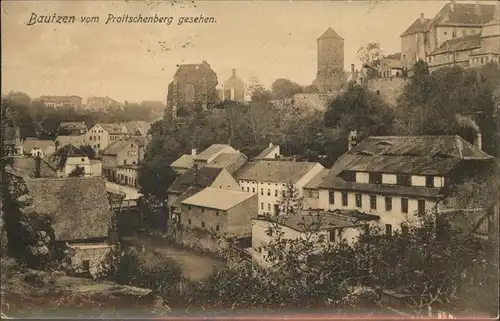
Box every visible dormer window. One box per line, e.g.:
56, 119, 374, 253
369, 173, 382, 184
397, 174, 411, 186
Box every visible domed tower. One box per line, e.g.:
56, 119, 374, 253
314, 27, 345, 93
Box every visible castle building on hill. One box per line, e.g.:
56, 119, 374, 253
313, 27, 345, 94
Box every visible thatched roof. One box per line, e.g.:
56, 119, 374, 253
22, 177, 111, 241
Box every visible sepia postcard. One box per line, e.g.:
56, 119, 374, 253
1, 0, 499, 319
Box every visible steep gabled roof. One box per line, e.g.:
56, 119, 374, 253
401, 17, 431, 37
317, 27, 344, 40
437, 3, 496, 26
255, 144, 279, 159
235, 160, 321, 184
206, 152, 248, 174
23, 177, 111, 241
100, 123, 127, 134
102, 138, 139, 156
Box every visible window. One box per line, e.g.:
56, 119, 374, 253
385, 224, 392, 236
201, 208, 205, 213
397, 174, 411, 186
370, 195, 377, 210
131, 144, 133, 148
188, 205, 191, 210
452, 31, 456, 38
241, 187, 245, 191
123, 160, 127, 165
369, 173, 382, 184
216, 225, 219, 232
401, 224, 408, 234
252, 187, 255, 193
82, 260, 90, 270
401, 198, 409, 213
188, 219, 192, 225
342, 192, 348, 206
201, 222, 205, 228
261, 203, 264, 210
385, 197, 392, 212
261, 188, 263, 195
89, 136, 93, 141
275, 189, 278, 196
425, 176, 434, 188
355, 193, 362, 208
247, 187, 250, 192
329, 229, 336, 242
216, 210, 220, 216
344, 171, 356, 182
267, 189, 270, 196
268, 204, 271, 211
258, 247, 262, 253
97, 144, 100, 148
418, 199, 425, 215
329, 191, 335, 204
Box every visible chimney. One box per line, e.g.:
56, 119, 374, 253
474, 132, 482, 150
191, 148, 197, 156
351, 64, 355, 76
450, 0, 455, 11
269, 142, 273, 148
420, 13, 425, 23
232, 68, 236, 76
475, 1, 481, 16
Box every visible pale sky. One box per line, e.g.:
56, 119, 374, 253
1, 0, 452, 103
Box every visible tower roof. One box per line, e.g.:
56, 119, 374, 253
317, 27, 344, 40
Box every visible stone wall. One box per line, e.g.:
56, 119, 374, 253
365, 78, 408, 107
171, 226, 229, 255
68, 243, 114, 278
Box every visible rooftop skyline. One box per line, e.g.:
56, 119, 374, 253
2, 0, 458, 102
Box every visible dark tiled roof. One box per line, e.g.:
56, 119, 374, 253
401, 17, 431, 36
100, 123, 126, 134
23, 177, 111, 240
439, 3, 495, 26
10, 157, 57, 178
317, 27, 343, 40
52, 144, 88, 169
318, 135, 493, 190
235, 160, 321, 184
429, 34, 481, 56
167, 166, 224, 195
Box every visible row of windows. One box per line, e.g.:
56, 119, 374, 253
93, 144, 101, 149
117, 174, 136, 187
347, 172, 437, 188
123, 160, 137, 165
187, 219, 220, 231
328, 191, 426, 215
89, 136, 101, 141
186, 205, 221, 216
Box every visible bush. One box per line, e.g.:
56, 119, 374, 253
114, 247, 183, 300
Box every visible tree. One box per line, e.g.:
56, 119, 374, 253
270, 78, 303, 100
276, 183, 303, 217
68, 166, 85, 177
248, 78, 273, 102
357, 42, 383, 80
325, 82, 395, 140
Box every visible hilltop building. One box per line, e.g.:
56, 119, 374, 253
313, 27, 345, 93
221, 69, 246, 102
400, 1, 499, 71
166, 61, 219, 118
39, 96, 83, 110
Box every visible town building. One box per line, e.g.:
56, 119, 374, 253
86, 123, 128, 154
253, 142, 281, 160
21, 138, 56, 158
52, 145, 102, 177
180, 187, 257, 239
101, 138, 144, 179
400, 1, 499, 71
166, 61, 219, 118
122, 121, 151, 138
221, 69, 246, 102
379, 53, 407, 78
235, 160, 324, 216
167, 166, 241, 220
313, 27, 345, 93
86, 96, 118, 110
116, 164, 140, 188
21, 176, 113, 275
39, 95, 83, 109
251, 210, 379, 268
170, 150, 196, 175
55, 122, 88, 150
316, 135, 495, 234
